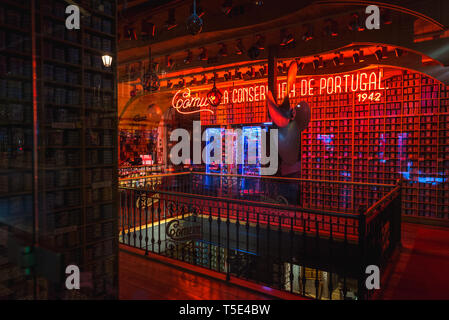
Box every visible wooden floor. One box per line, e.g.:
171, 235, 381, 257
379, 222, 449, 299
119, 250, 272, 300
119, 222, 449, 300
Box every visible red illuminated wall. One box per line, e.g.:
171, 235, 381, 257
192, 67, 449, 220
165, 67, 449, 219
293, 67, 449, 220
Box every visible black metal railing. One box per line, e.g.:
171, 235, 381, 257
118, 176, 402, 300
120, 172, 394, 213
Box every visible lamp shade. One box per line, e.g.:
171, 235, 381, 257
102, 54, 113, 67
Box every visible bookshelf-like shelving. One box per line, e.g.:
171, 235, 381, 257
197, 66, 449, 220
298, 68, 449, 220
0, 0, 117, 299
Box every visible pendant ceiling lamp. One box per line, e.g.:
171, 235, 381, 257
186, 0, 203, 35
207, 74, 223, 107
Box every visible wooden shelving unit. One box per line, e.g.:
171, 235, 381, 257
0, 0, 118, 299
195, 67, 448, 220
0, 0, 35, 299
119, 128, 159, 165
299, 68, 449, 220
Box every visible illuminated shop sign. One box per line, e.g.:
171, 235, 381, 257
171, 69, 385, 114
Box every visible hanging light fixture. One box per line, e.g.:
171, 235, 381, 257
324, 19, 338, 37
221, 0, 233, 15
165, 55, 174, 68
280, 29, 294, 47
302, 24, 314, 41
352, 49, 365, 63
296, 59, 305, 71
102, 54, 112, 67
255, 34, 265, 50
348, 13, 364, 31
312, 56, 324, 70
395, 48, 404, 57
184, 50, 193, 64
207, 74, 223, 107
166, 80, 173, 88
244, 67, 255, 80
199, 47, 208, 61
143, 47, 160, 91
374, 46, 387, 61
176, 78, 185, 88
381, 9, 392, 25
165, 8, 177, 30
234, 68, 242, 80
186, 0, 203, 35
141, 20, 156, 40
235, 39, 245, 55
224, 70, 232, 81
188, 77, 197, 86
247, 35, 264, 60
218, 43, 228, 57
124, 26, 137, 40
332, 53, 344, 66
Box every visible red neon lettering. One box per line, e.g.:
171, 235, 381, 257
319, 78, 326, 94
327, 77, 334, 95
360, 73, 368, 91
171, 88, 214, 114
335, 76, 342, 94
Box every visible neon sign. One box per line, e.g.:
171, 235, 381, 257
172, 88, 214, 114
171, 70, 386, 114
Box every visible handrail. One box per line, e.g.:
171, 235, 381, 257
119, 164, 164, 169
365, 185, 401, 219
119, 172, 190, 181
192, 171, 396, 187
119, 170, 397, 188
119, 186, 360, 219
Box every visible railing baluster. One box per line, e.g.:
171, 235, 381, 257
301, 216, 306, 296
139, 192, 143, 249
157, 198, 161, 254
133, 190, 137, 247
217, 206, 221, 272
358, 206, 367, 300
278, 215, 282, 290
121, 191, 126, 245
175, 201, 180, 260
255, 206, 260, 282
236, 207, 240, 278
181, 205, 185, 262
209, 206, 213, 270
145, 189, 149, 255
151, 197, 155, 253
328, 217, 334, 300
246, 207, 250, 280
315, 215, 319, 299
343, 219, 348, 300
266, 215, 270, 286
192, 205, 197, 266
226, 202, 230, 281
289, 217, 294, 293
127, 191, 131, 245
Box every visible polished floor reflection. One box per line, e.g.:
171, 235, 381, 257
119, 222, 449, 300
119, 250, 272, 300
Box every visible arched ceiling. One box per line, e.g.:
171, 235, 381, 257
117, 0, 449, 130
